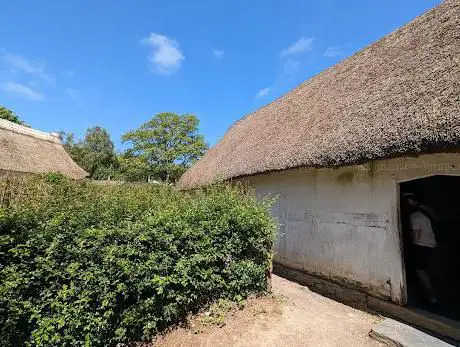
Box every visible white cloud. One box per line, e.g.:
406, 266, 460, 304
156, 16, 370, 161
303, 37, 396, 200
62, 70, 76, 77
3, 53, 55, 84
255, 87, 271, 98
251, 36, 313, 101
4, 54, 40, 74
323, 46, 344, 58
141, 33, 184, 75
212, 49, 224, 60
282, 58, 301, 75
65, 88, 78, 100
281, 37, 314, 58
1, 81, 45, 101
65, 88, 82, 106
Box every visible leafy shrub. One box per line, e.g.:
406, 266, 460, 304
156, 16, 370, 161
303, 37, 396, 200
0, 175, 276, 346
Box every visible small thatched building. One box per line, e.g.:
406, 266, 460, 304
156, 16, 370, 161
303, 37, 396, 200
179, 0, 460, 328
0, 119, 87, 179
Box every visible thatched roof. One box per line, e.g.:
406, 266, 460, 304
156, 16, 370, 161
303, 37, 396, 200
179, 0, 460, 189
0, 119, 88, 179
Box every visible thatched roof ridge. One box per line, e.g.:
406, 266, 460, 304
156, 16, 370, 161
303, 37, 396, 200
0, 119, 88, 179
179, 0, 460, 189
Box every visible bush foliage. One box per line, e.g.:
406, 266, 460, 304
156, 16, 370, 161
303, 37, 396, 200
0, 175, 276, 346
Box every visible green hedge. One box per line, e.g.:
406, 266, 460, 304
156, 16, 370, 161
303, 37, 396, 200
0, 175, 276, 346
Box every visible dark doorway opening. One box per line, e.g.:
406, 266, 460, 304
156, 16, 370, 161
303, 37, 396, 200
400, 175, 460, 321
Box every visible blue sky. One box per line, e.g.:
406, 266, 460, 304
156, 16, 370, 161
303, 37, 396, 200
0, 0, 441, 150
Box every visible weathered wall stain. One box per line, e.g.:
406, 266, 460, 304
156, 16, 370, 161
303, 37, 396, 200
240, 153, 460, 304
336, 171, 354, 185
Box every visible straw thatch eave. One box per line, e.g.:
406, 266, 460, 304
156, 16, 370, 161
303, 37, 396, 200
0, 119, 88, 179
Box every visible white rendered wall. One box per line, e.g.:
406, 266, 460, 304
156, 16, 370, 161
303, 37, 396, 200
239, 153, 460, 303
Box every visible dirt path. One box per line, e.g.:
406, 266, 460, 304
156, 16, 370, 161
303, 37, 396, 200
156, 275, 383, 346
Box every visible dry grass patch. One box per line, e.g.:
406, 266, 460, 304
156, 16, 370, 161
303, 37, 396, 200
153, 293, 286, 346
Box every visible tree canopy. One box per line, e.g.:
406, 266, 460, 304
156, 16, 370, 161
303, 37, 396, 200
122, 112, 208, 182
0, 106, 25, 125
58, 113, 207, 182
1, 107, 209, 183
60, 127, 119, 180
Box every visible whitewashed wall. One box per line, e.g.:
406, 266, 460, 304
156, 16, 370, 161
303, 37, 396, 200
239, 153, 460, 304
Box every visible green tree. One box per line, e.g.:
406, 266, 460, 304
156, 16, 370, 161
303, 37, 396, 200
81, 127, 118, 179
118, 155, 152, 182
0, 106, 25, 125
59, 131, 85, 162
122, 112, 208, 182
59, 127, 119, 180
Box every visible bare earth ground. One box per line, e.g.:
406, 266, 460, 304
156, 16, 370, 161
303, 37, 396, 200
154, 275, 383, 347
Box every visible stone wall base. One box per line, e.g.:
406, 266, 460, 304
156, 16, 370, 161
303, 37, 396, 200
273, 262, 370, 310
273, 262, 460, 344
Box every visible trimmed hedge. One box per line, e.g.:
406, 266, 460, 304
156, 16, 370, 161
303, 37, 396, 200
0, 175, 276, 346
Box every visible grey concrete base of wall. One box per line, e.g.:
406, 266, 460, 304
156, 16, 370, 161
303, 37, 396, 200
273, 262, 460, 344
273, 262, 370, 310
369, 318, 454, 346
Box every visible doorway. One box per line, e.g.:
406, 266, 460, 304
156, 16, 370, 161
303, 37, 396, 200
400, 175, 460, 321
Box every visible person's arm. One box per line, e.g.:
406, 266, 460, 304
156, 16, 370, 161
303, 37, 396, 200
409, 214, 422, 242
419, 204, 437, 221
412, 226, 422, 242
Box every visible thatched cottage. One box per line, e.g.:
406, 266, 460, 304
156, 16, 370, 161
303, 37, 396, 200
179, 0, 460, 331
0, 119, 87, 179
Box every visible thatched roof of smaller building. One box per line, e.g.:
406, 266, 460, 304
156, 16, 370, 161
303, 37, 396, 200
179, 0, 460, 189
0, 119, 88, 179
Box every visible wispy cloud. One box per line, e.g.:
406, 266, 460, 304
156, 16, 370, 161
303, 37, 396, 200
279, 36, 315, 77
255, 87, 271, 98
323, 46, 345, 58
65, 88, 82, 106
3, 53, 55, 84
251, 36, 314, 102
141, 33, 184, 75
282, 58, 301, 75
65, 88, 78, 100
1, 81, 45, 101
281, 37, 314, 58
62, 70, 76, 77
212, 49, 224, 60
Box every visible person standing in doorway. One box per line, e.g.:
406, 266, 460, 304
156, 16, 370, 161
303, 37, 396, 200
403, 192, 438, 304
